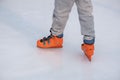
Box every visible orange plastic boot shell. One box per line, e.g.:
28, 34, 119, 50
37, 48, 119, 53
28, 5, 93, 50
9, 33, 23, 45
81, 44, 94, 61
37, 36, 63, 48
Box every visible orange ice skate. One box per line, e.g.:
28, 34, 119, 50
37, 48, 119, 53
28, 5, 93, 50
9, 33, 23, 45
37, 34, 63, 48
81, 44, 94, 61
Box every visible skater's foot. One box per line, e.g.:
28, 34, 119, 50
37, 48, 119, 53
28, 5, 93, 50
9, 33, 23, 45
81, 44, 94, 61
37, 34, 63, 48
82, 35, 95, 61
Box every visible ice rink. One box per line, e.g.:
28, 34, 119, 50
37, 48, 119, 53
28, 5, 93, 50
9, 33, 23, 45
0, 0, 120, 80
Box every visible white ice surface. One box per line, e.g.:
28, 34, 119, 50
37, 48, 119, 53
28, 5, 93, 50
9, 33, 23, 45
0, 0, 120, 80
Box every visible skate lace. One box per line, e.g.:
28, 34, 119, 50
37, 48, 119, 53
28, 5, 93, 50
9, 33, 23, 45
40, 34, 53, 44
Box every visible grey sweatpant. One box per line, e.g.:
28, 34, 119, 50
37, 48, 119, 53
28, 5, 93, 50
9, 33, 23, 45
50, 0, 95, 37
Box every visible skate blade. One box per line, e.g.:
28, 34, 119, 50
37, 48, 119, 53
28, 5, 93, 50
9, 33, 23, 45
37, 45, 63, 48
85, 54, 92, 61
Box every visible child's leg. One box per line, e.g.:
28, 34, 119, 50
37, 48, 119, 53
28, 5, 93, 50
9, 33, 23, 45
50, 0, 75, 36
75, 0, 95, 61
75, 0, 95, 37
37, 0, 75, 48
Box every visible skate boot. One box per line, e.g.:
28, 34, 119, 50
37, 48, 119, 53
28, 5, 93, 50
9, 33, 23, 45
81, 35, 95, 61
37, 34, 63, 48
